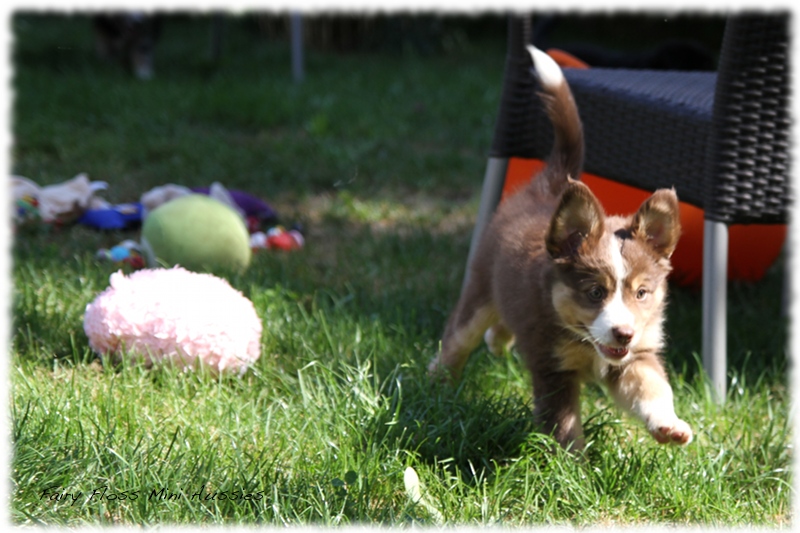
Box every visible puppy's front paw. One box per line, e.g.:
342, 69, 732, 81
649, 418, 693, 445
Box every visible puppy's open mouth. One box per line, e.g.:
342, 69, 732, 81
596, 343, 629, 360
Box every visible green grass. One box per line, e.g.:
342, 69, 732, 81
10, 14, 791, 527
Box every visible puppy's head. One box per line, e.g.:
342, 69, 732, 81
547, 182, 680, 364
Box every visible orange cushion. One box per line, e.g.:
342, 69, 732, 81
546, 48, 590, 70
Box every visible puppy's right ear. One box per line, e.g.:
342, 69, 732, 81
546, 181, 605, 259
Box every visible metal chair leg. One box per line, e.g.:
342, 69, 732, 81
702, 218, 729, 403
290, 13, 304, 83
462, 157, 508, 291
782, 240, 791, 318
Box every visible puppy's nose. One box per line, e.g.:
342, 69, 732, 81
612, 326, 634, 346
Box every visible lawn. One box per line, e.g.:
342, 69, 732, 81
9, 13, 792, 527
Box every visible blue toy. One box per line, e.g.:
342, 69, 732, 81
78, 202, 143, 230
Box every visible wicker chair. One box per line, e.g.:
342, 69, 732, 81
467, 14, 791, 402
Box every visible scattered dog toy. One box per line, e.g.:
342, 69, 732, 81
83, 267, 262, 374
12, 173, 108, 224
191, 184, 279, 229
140, 194, 252, 274
79, 202, 143, 230
140, 182, 279, 230
14, 195, 40, 224
250, 226, 304, 251
96, 240, 145, 269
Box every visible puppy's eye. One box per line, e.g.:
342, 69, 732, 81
636, 288, 649, 301
587, 286, 606, 302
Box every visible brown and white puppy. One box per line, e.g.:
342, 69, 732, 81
428, 46, 692, 451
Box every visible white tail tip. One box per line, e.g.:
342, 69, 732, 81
526, 45, 564, 89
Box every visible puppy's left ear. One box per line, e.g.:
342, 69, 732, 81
631, 188, 681, 258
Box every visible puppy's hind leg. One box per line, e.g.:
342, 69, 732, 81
429, 281, 498, 382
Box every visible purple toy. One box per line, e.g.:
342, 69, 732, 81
191, 187, 278, 224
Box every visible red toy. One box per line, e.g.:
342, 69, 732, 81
250, 226, 304, 252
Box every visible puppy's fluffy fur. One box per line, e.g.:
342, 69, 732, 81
429, 46, 692, 451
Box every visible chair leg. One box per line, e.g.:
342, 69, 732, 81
702, 218, 729, 403
782, 240, 791, 318
462, 157, 508, 291
290, 13, 304, 83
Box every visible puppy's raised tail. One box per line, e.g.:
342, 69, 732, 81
527, 46, 584, 194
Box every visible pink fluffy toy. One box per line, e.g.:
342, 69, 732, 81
84, 267, 262, 374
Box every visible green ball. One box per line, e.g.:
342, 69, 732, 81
141, 194, 251, 274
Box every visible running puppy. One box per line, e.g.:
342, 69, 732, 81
428, 46, 692, 451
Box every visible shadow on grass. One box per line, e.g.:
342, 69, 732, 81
390, 379, 536, 473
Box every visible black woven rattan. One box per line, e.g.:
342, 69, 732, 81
495, 14, 790, 225
705, 14, 791, 224
490, 15, 538, 159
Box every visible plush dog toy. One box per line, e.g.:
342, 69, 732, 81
83, 267, 262, 374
